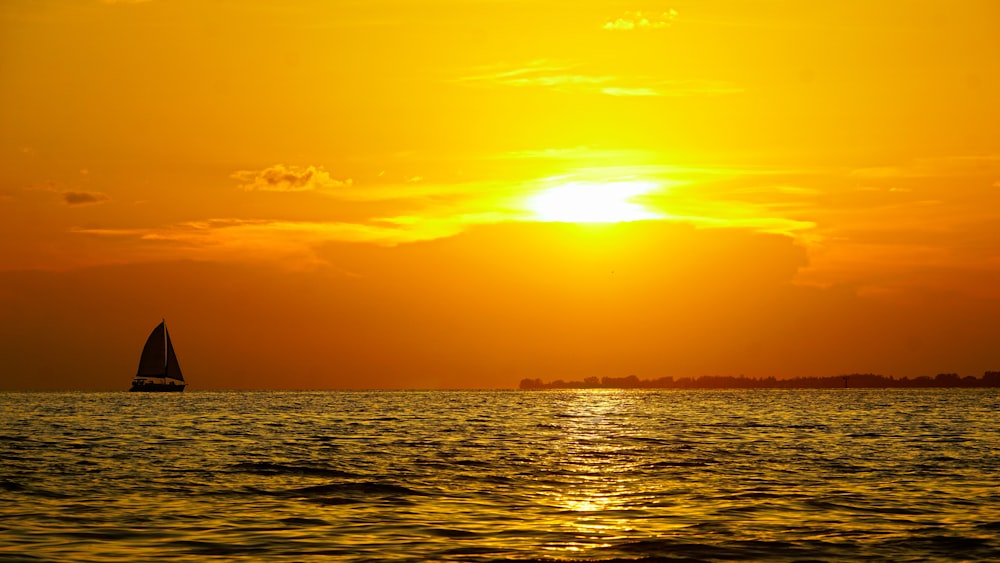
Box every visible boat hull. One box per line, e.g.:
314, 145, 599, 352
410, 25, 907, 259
129, 382, 186, 392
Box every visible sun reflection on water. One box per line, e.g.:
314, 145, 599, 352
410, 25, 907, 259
541, 390, 653, 555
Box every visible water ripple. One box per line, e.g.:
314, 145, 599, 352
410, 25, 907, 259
1, 389, 998, 561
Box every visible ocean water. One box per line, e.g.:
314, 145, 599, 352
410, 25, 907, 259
1, 389, 998, 562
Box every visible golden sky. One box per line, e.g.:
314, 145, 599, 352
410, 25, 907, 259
2, 0, 999, 389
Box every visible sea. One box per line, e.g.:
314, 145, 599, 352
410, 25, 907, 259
1, 389, 998, 562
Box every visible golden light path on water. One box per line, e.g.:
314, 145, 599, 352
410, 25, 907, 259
540, 390, 684, 556
545, 392, 623, 553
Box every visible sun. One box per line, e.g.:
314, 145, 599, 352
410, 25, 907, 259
526, 180, 663, 223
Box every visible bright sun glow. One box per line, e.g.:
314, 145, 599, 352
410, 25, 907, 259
527, 180, 663, 223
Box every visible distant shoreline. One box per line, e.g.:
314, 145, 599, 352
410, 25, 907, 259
519, 372, 1000, 390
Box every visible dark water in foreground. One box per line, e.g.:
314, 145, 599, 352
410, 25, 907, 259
1, 390, 998, 562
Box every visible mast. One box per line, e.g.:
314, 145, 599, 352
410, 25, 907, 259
132, 319, 185, 390
163, 319, 168, 384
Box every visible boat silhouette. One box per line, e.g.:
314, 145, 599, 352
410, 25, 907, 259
129, 321, 186, 392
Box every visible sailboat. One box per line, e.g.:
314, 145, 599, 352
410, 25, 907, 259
129, 320, 187, 392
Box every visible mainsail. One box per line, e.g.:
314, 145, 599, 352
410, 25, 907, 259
135, 321, 185, 382
165, 328, 183, 382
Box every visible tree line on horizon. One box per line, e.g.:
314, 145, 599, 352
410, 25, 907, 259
519, 372, 1000, 390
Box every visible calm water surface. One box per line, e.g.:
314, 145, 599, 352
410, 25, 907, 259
1, 389, 998, 562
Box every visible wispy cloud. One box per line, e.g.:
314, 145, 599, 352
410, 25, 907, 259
493, 146, 655, 163
457, 60, 742, 98
603, 80, 744, 97
457, 61, 610, 90
850, 155, 1000, 179
601, 87, 660, 97
231, 164, 352, 192
62, 161, 868, 274
604, 9, 678, 31
678, 160, 1000, 298
62, 191, 110, 206
70, 215, 503, 270
18, 184, 111, 206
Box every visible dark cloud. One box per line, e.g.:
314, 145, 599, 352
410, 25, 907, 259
62, 191, 110, 206
231, 164, 351, 192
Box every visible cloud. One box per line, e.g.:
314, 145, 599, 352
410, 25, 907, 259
458, 61, 610, 89
53, 162, 850, 275
457, 61, 741, 98
494, 147, 650, 163
850, 155, 1000, 179
68, 216, 480, 271
231, 164, 352, 192
62, 191, 110, 206
601, 87, 661, 97
604, 9, 678, 31
601, 82, 744, 97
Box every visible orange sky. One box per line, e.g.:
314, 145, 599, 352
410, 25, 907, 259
2, 0, 999, 390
